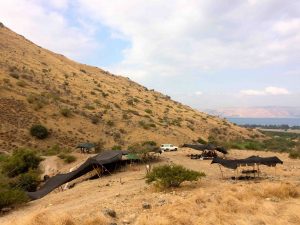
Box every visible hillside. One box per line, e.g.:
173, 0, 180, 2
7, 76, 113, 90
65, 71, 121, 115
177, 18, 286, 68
0, 23, 261, 152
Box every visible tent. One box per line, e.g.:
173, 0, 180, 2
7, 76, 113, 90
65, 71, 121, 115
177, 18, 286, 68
182, 144, 228, 154
211, 156, 283, 169
27, 150, 123, 200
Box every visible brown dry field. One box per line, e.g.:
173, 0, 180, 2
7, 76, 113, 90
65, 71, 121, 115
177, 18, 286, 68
1, 148, 299, 225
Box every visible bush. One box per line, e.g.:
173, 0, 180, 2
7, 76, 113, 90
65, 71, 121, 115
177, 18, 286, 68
2, 149, 42, 178
0, 187, 28, 209
10, 170, 40, 192
30, 124, 49, 139
60, 108, 72, 117
107, 120, 115, 127
112, 145, 122, 150
58, 153, 76, 163
144, 109, 152, 114
146, 164, 205, 189
197, 138, 207, 145
91, 116, 100, 124
42, 145, 70, 156
289, 151, 300, 159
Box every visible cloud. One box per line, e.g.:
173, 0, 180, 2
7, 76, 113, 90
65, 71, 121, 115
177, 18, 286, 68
0, 0, 98, 61
240, 86, 290, 96
77, 0, 300, 79
195, 91, 203, 96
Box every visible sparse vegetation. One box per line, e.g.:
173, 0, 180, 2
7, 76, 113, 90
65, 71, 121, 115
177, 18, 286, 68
146, 164, 205, 189
289, 150, 300, 159
58, 153, 76, 163
60, 108, 72, 117
0, 149, 42, 209
30, 124, 49, 139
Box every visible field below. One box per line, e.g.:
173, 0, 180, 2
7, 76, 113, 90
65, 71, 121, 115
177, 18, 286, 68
1, 148, 299, 225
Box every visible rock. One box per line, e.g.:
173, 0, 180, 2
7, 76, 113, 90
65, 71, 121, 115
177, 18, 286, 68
122, 219, 130, 224
1, 207, 12, 213
142, 202, 151, 209
158, 199, 166, 206
103, 208, 117, 218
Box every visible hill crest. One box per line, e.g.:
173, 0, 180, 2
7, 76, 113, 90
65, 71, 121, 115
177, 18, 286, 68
0, 24, 261, 151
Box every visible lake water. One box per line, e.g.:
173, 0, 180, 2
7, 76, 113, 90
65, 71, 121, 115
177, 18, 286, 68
227, 118, 300, 126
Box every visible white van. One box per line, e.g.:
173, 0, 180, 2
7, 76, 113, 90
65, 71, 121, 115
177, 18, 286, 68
160, 144, 178, 152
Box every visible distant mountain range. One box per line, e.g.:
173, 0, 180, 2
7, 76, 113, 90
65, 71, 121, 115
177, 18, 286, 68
204, 106, 300, 118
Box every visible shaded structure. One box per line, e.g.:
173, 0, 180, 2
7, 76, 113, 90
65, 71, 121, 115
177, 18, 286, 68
183, 143, 228, 159
76, 143, 95, 153
27, 151, 123, 200
211, 156, 283, 179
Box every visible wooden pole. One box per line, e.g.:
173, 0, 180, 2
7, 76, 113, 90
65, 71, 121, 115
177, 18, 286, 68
218, 165, 224, 179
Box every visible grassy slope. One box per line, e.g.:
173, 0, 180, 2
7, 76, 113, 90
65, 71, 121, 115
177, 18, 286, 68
0, 24, 262, 152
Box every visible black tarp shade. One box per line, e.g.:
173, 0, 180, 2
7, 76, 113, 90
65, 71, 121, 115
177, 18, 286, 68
211, 156, 283, 169
27, 151, 123, 200
182, 144, 228, 154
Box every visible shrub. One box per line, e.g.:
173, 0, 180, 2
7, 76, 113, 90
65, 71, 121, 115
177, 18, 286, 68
16, 80, 27, 87
2, 149, 42, 178
42, 145, 69, 156
126, 99, 134, 105
112, 145, 122, 150
58, 153, 76, 163
289, 151, 300, 159
94, 139, 106, 153
0, 187, 28, 209
197, 138, 207, 145
142, 141, 157, 147
9, 71, 19, 79
144, 109, 152, 114
91, 116, 100, 124
107, 120, 115, 127
146, 164, 205, 189
30, 124, 49, 139
60, 108, 72, 117
10, 170, 40, 192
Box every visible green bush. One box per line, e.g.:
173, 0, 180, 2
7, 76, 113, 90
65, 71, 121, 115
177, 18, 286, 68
10, 170, 40, 192
144, 109, 152, 114
112, 145, 122, 150
58, 153, 76, 163
107, 120, 115, 127
0, 187, 28, 209
30, 124, 49, 139
146, 164, 205, 189
60, 108, 72, 117
289, 151, 300, 159
197, 138, 207, 144
2, 149, 42, 178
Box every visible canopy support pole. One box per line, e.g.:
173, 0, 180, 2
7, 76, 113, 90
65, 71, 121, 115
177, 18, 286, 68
218, 164, 224, 179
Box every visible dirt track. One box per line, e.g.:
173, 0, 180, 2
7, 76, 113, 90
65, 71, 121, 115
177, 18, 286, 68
1, 148, 300, 225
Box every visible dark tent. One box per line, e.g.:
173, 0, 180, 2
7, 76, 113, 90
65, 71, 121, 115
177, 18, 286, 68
27, 150, 123, 200
76, 143, 95, 149
182, 144, 228, 154
211, 156, 283, 169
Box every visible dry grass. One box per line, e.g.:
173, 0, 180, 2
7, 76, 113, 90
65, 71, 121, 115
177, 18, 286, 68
1, 150, 299, 225
6, 211, 109, 225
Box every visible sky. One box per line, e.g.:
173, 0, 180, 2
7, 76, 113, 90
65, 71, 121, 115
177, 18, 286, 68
0, 0, 299, 110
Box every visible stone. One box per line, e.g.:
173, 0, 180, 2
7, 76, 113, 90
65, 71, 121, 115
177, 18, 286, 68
103, 208, 117, 218
122, 219, 130, 224
1, 207, 11, 213
142, 202, 151, 209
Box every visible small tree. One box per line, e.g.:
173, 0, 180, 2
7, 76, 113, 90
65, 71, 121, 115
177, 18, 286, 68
2, 149, 42, 177
30, 124, 49, 139
146, 164, 205, 189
